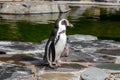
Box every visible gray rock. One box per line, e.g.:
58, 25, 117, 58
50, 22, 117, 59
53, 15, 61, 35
68, 34, 98, 42
0, 34, 117, 63
0, 2, 29, 14
81, 68, 109, 80
0, 2, 70, 14
0, 41, 45, 54
38, 63, 86, 80
0, 34, 120, 80
0, 64, 34, 80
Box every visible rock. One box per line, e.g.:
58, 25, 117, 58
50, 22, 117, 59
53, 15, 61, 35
0, 34, 120, 80
96, 47, 120, 56
0, 2, 70, 14
67, 37, 116, 63
94, 64, 120, 70
104, 69, 120, 80
38, 63, 87, 80
38, 72, 80, 80
115, 56, 120, 64
68, 34, 98, 42
0, 63, 34, 80
0, 2, 29, 14
58, 3, 70, 13
0, 41, 44, 54
81, 68, 109, 80
0, 34, 117, 63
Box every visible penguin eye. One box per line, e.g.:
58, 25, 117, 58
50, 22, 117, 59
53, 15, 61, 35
61, 20, 67, 26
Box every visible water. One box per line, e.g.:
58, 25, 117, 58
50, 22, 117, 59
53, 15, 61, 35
0, 5, 120, 42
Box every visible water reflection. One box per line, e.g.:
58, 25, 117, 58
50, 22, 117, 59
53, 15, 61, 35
69, 5, 120, 21
0, 13, 68, 24
0, 5, 120, 42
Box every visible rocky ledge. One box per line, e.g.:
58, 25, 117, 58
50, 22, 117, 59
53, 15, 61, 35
0, 34, 120, 80
0, 1, 70, 14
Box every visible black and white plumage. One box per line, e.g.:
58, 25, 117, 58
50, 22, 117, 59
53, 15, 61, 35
43, 18, 73, 68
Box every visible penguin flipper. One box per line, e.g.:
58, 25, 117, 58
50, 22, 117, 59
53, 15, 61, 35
43, 27, 58, 68
50, 42, 56, 62
43, 40, 56, 68
43, 41, 52, 62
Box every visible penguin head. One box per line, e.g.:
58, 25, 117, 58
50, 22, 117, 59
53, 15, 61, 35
55, 18, 73, 28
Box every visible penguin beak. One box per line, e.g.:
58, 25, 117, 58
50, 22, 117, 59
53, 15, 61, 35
68, 23, 74, 28
66, 20, 74, 28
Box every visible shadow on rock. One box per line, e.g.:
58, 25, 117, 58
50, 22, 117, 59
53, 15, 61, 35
0, 53, 45, 66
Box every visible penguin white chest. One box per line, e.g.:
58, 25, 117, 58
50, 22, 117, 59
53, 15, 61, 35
55, 33, 67, 60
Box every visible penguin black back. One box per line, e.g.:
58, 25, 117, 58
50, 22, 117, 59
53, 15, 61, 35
43, 19, 60, 68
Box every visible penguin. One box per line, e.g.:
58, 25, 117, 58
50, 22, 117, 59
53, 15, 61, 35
43, 18, 73, 68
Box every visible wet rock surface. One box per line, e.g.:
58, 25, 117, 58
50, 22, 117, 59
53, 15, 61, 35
0, 63, 34, 80
0, 34, 120, 80
81, 67, 109, 80
0, 41, 42, 53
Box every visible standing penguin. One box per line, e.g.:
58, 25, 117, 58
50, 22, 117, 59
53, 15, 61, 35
43, 18, 73, 68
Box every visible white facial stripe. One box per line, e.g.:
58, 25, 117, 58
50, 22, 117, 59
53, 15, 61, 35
59, 19, 68, 26
65, 20, 69, 26
58, 19, 66, 33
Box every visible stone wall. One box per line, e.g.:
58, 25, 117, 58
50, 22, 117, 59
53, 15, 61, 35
0, 0, 13, 1
117, 0, 120, 3
0, 0, 23, 1
0, 2, 70, 14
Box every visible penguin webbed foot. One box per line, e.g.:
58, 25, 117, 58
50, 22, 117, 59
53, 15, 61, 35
48, 61, 61, 69
42, 59, 59, 69
53, 61, 61, 67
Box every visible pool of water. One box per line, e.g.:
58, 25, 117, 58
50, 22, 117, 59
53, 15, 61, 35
0, 5, 120, 42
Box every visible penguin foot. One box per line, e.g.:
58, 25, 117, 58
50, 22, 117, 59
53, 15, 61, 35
53, 61, 61, 67
48, 61, 61, 69
56, 63, 61, 67
48, 62, 58, 69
